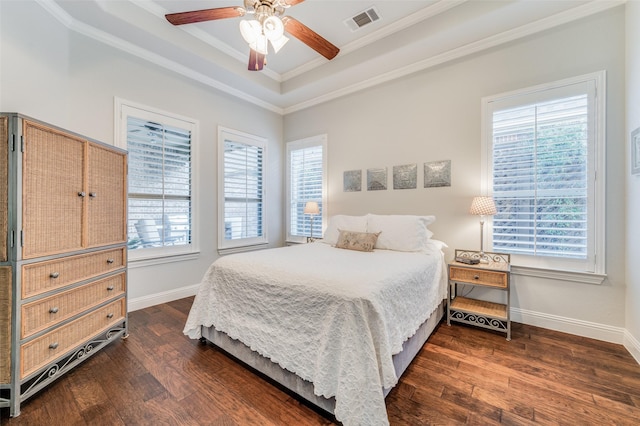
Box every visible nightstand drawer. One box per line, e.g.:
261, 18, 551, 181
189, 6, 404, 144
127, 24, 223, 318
449, 266, 507, 288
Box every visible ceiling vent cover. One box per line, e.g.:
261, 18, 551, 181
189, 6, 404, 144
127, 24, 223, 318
344, 6, 381, 32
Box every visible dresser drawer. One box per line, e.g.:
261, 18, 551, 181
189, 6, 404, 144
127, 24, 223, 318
20, 298, 125, 378
22, 247, 125, 299
449, 266, 507, 288
21, 273, 126, 338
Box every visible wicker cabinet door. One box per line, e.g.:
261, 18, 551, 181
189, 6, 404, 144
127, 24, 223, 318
86, 143, 127, 248
22, 121, 85, 259
1, 116, 7, 262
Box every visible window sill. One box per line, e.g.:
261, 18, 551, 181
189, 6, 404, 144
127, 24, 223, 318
128, 251, 200, 269
511, 265, 606, 285
218, 243, 268, 256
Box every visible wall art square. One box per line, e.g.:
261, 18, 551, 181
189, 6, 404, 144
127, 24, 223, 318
424, 160, 452, 188
367, 167, 387, 190
393, 164, 417, 190
633, 127, 640, 175
343, 169, 362, 192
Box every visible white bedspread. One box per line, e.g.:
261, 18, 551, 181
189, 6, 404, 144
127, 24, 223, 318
184, 242, 447, 426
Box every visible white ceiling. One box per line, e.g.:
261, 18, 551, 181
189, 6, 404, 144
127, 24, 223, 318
39, 0, 622, 114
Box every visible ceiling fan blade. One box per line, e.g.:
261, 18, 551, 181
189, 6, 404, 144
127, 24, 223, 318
166, 7, 244, 26
281, 16, 339, 60
283, 0, 305, 5
248, 49, 266, 71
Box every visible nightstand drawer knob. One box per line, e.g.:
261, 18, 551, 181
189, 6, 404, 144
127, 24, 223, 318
106, 313, 114, 319
49, 342, 59, 350
107, 258, 115, 264
50, 272, 60, 279
106, 286, 114, 291
49, 307, 59, 314
474, 275, 480, 280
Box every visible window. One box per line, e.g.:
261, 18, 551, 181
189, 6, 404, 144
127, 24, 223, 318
286, 135, 327, 243
116, 100, 197, 261
482, 72, 605, 276
218, 127, 267, 252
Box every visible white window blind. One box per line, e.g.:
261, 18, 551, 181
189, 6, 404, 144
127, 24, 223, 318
126, 116, 192, 252
286, 135, 327, 243
492, 95, 588, 258
483, 72, 605, 276
218, 127, 267, 251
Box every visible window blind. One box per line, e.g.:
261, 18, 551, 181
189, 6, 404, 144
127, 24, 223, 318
223, 140, 264, 241
127, 117, 192, 249
289, 144, 323, 238
492, 94, 588, 259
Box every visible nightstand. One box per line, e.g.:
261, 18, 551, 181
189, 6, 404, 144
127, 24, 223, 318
447, 249, 511, 340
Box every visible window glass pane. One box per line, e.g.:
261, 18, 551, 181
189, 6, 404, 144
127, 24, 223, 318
492, 95, 588, 259
126, 116, 192, 250
223, 139, 264, 241
289, 144, 324, 238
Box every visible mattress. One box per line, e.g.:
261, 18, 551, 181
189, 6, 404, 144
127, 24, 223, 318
184, 241, 447, 425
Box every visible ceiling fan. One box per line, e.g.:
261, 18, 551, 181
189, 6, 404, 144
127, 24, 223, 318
165, 0, 340, 71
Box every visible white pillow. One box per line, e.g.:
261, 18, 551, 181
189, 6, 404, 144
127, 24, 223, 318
322, 215, 368, 245
366, 214, 435, 252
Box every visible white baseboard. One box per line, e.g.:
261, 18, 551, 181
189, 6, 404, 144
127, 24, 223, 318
623, 330, 640, 364
128, 284, 199, 312
511, 307, 626, 345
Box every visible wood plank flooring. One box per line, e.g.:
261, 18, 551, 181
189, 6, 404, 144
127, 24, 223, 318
2, 297, 640, 425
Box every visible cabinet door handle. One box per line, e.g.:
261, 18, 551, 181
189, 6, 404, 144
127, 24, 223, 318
78, 191, 86, 197
89, 192, 97, 198
106, 286, 114, 291
473, 275, 480, 280
49, 342, 59, 350
49, 307, 59, 314
106, 313, 114, 319
50, 272, 60, 279
106, 258, 115, 264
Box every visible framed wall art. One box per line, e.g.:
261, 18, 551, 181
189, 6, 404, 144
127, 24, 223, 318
392, 164, 417, 190
367, 167, 387, 190
343, 169, 362, 192
424, 160, 451, 188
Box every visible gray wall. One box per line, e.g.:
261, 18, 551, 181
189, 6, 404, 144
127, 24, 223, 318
285, 7, 628, 341
0, 1, 284, 305
625, 1, 640, 361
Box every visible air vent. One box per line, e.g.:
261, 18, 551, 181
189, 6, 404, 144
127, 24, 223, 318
344, 6, 381, 32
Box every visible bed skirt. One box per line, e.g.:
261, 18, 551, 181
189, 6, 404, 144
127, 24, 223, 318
200, 299, 446, 416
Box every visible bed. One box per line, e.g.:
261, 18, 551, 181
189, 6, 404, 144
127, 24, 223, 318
184, 214, 448, 426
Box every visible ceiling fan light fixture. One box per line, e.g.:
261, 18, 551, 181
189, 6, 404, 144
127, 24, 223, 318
269, 34, 289, 53
239, 19, 261, 44
263, 16, 284, 40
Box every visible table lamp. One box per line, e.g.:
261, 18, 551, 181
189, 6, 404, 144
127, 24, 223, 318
470, 196, 496, 263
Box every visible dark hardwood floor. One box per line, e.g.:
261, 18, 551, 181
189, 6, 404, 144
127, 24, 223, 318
3, 297, 640, 425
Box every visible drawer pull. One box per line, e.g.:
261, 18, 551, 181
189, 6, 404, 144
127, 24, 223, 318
106, 313, 114, 319
474, 275, 480, 280
50, 272, 60, 279
49, 342, 59, 350
106, 258, 115, 264
106, 286, 115, 291
49, 307, 59, 314
78, 191, 86, 197
89, 192, 97, 198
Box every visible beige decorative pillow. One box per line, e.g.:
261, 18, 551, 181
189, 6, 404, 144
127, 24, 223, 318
335, 229, 381, 252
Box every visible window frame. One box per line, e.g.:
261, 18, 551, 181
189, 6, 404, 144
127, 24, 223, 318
286, 134, 328, 244
218, 126, 268, 253
481, 71, 606, 282
114, 98, 199, 264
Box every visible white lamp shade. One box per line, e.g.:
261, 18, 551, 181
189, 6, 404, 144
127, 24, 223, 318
239, 20, 261, 44
263, 16, 284, 40
470, 196, 497, 216
304, 201, 319, 215
269, 34, 289, 53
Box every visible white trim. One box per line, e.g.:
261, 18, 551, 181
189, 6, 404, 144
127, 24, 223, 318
127, 251, 200, 269
114, 98, 200, 262
623, 330, 640, 365
510, 307, 625, 344
512, 265, 606, 285
128, 283, 199, 312
217, 126, 268, 251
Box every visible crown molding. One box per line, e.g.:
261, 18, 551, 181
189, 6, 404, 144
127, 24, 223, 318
283, 0, 626, 114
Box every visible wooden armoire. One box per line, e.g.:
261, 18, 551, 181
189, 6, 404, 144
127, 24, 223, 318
0, 113, 128, 417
